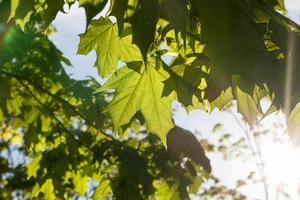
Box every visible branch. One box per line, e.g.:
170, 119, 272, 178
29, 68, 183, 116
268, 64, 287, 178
17, 79, 92, 150
253, 0, 300, 34
228, 111, 269, 200
0, 69, 115, 140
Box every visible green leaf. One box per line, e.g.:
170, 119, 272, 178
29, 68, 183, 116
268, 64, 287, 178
93, 179, 111, 200
287, 102, 300, 145
8, 0, 20, 21
78, 17, 120, 77
0, 109, 3, 122
25, 108, 40, 124
130, 0, 159, 61
73, 173, 89, 196
235, 87, 258, 126
35, 0, 65, 26
79, 0, 105, 6
110, 0, 128, 33
26, 154, 42, 178
210, 87, 233, 111
41, 115, 52, 132
192, 0, 274, 101
15, 11, 33, 31
263, 0, 285, 10
78, 18, 143, 77
119, 32, 143, 62
97, 65, 145, 126
162, 73, 195, 106
8, 0, 64, 30
142, 64, 175, 145
40, 179, 56, 200
154, 180, 181, 200
79, 0, 108, 27
162, 62, 205, 106
30, 184, 40, 198
98, 59, 175, 145
159, 0, 188, 32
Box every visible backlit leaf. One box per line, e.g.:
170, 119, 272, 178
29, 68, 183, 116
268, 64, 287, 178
73, 173, 89, 196
93, 179, 111, 200
235, 87, 259, 126
154, 180, 182, 200
26, 154, 42, 178
98, 59, 175, 145
40, 179, 56, 200
78, 17, 120, 77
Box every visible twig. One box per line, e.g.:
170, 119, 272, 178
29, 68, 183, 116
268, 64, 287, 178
228, 110, 269, 200
17, 79, 92, 150
0, 69, 114, 140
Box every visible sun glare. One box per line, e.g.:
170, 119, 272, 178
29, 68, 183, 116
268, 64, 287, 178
258, 108, 300, 198
263, 139, 300, 185
260, 137, 300, 199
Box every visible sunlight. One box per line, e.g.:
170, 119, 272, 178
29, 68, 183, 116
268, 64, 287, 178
263, 139, 300, 185
262, 136, 300, 199
258, 107, 300, 198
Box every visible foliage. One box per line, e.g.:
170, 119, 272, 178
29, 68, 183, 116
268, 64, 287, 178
1, 0, 300, 199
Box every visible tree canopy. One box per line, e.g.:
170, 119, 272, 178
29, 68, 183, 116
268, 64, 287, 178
0, 0, 300, 199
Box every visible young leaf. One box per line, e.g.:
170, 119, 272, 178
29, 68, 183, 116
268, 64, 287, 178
235, 87, 258, 127
154, 180, 182, 200
93, 179, 111, 200
9, 0, 21, 21
78, 17, 120, 77
73, 173, 89, 196
119, 32, 143, 62
26, 154, 42, 178
97, 65, 146, 127
210, 87, 233, 111
40, 179, 56, 200
78, 18, 143, 77
97, 59, 175, 145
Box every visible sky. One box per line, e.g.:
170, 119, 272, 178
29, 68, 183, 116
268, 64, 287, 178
49, 0, 300, 81
49, 1, 300, 199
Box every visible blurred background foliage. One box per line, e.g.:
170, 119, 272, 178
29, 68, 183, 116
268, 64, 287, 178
0, 0, 300, 199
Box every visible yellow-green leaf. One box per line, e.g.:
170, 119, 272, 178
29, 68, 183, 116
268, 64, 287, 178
93, 179, 111, 200
287, 102, 300, 144
40, 179, 56, 200
26, 154, 42, 178
78, 17, 120, 78
73, 173, 89, 196
98, 59, 175, 145
235, 87, 258, 126
8, 0, 20, 21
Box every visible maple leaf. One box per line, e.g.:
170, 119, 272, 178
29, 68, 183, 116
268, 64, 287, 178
97, 59, 175, 145
78, 18, 120, 77
78, 18, 142, 77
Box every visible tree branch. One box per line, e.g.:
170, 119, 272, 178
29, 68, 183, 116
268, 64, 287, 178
0, 69, 115, 140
